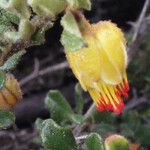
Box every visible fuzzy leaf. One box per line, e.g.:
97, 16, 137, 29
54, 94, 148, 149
75, 83, 83, 114
45, 90, 82, 125
31, 21, 52, 46
70, 114, 83, 124
45, 90, 74, 124
61, 30, 85, 51
4, 31, 21, 42
77, 0, 91, 10
85, 133, 104, 150
0, 0, 11, 8
0, 71, 5, 89
0, 9, 12, 34
0, 0, 30, 18
40, 119, 77, 150
92, 110, 116, 124
61, 11, 82, 38
135, 125, 150, 146
19, 19, 34, 40
94, 123, 116, 137
27, 0, 66, 18
0, 50, 26, 71
66, 0, 79, 8
0, 110, 15, 129
61, 11, 85, 51
67, 0, 91, 10
0, 8, 20, 24
35, 118, 44, 131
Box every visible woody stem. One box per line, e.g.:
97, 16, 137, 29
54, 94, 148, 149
73, 103, 95, 137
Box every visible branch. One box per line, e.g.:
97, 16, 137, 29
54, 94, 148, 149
75, 135, 88, 143
73, 103, 95, 136
123, 96, 149, 112
19, 61, 69, 87
128, 0, 150, 62
132, 0, 149, 42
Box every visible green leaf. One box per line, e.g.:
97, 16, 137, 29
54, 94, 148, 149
94, 123, 116, 137
120, 111, 141, 138
19, 19, 34, 40
75, 83, 83, 114
0, 110, 15, 129
35, 118, 44, 131
31, 21, 53, 46
61, 30, 85, 51
0, 50, 26, 71
32, 136, 42, 145
135, 125, 150, 146
0, 71, 5, 89
0, 9, 19, 40
4, 31, 21, 42
45, 90, 74, 124
0, 9, 12, 35
77, 0, 91, 10
0, 0, 11, 8
27, 0, 66, 18
66, 0, 91, 10
85, 133, 104, 150
0, 0, 30, 18
61, 11, 82, 38
92, 110, 116, 124
120, 123, 135, 138
105, 135, 130, 150
70, 114, 83, 124
61, 11, 85, 51
0, 8, 20, 25
40, 119, 78, 150
66, 0, 79, 8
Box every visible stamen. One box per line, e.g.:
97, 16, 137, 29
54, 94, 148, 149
89, 77, 129, 114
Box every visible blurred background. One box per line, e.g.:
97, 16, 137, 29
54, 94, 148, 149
0, 0, 149, 150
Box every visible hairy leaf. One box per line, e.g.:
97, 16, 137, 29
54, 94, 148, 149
61, 11, 85, 51
85, 133, 104, 150
0, 50, 26, 71
40, 119, 77, 150
0, 110, 15, 129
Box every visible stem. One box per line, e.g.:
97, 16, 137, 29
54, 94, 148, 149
132, 0, 149, 42
73, 103, 95, 136
75, 135, 88, 141
84, 103, 95, 120
20, 61, 69, 87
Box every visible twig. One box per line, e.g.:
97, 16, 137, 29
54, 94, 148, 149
75, 135, 88, 143
128, 0, 150, 62
73, 103, 95, 136
123, 96, 149, 112
19, 58, 40, 87
19, 61, 69, 87
132, 0, 149, 42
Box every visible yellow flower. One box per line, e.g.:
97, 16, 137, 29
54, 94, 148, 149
0, 74, 22, 110
66, 20, 129, 114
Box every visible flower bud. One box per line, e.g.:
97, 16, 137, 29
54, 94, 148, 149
0, 74, 22, 110
105, 134, 130, 150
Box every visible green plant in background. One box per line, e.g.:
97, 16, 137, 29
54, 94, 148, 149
0, 0, 149, 150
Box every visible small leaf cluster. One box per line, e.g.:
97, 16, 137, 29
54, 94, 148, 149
35, 84, 130, 150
